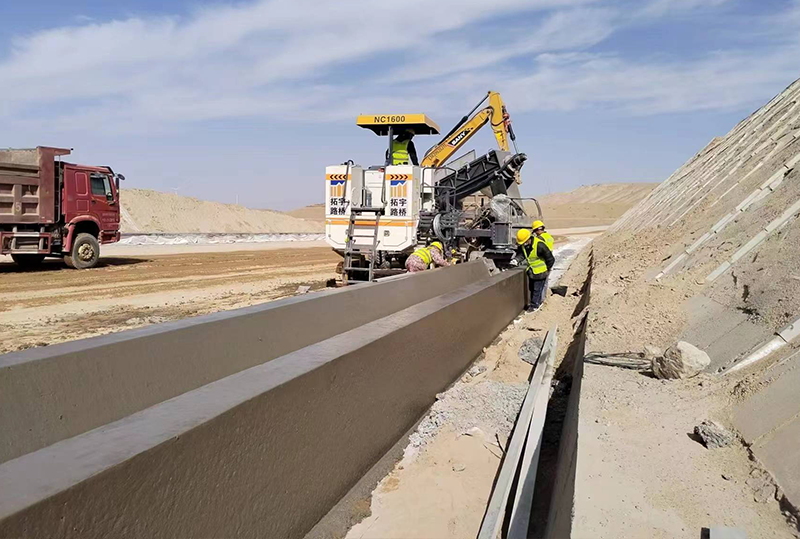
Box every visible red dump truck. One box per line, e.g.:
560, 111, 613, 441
0, 147, 123, 269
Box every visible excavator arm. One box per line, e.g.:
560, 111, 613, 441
421, 91, 515, 169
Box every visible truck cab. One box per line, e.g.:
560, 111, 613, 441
0, 147, 122, 269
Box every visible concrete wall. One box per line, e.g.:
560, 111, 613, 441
0, 261, 490, 464
0, 270, 524, 539
733, 352, 800, 509
545, 261, 592, 538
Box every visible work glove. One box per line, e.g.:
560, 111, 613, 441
509, 259, 519, 267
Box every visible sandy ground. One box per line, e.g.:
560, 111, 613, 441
345, 236, 593, 539
0, 246, 338, 354
102, 239, 329, 256
574, 363, 794, 539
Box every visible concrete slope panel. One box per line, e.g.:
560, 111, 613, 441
0, 260, 490, 464
0, 270, 524, 539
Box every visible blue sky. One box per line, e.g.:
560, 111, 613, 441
2, 0, 799, 210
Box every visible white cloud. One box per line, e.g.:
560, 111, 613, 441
1, 0, 798, 132
637, 0, 731, 18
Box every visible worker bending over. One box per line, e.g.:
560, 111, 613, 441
514, 228, 555, 312
406, 241, 450, 273
386, 129, 419, 165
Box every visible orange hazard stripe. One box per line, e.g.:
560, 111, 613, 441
386, 174, 412, 180
326, 219, 413, 227
326, 174, 351, 180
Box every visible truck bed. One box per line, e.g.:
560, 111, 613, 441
0, 147, 66, 225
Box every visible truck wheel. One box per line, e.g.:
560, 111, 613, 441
11, 254, 45, 267
65, 233, 100, 269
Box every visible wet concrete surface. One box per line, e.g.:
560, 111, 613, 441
0, 260, 491, 464
0, 269, 524, 538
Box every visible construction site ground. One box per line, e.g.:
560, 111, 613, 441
0, 243, 337, 354
343, 242, 796, 539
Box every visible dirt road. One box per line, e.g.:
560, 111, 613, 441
0, 246, 338, 354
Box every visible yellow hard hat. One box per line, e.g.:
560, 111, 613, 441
516, 229, 532, 245
532, 220, 545, 230
430, 241, 443, 251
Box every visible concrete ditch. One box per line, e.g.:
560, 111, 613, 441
0, 260, 491, 464
542, 253, 592, 539
0, 268, 524, 538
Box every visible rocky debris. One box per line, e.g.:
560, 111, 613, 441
463, 426, 485, 438
408, 380, 526, 449
550, 285, 568, 297
706, 527, 747, 539
652, 341, 710, 379
467, 365, 487, 377
642, 345, 663, 361
518, 337, 544, 365
462, 364, 488, 382
746, 468, 777, 504
694, 420, 736, 449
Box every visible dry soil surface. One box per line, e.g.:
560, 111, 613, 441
0, 246, 338, 354
573, 362, 795, 539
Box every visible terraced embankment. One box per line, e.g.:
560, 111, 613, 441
555, 76, 800, 537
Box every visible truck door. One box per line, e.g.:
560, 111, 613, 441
88, 172, 119, 234
63, 168, 91, 223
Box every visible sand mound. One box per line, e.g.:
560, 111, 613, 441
537, 182, 656, 205
286, 203, 325, 221
120, 189, 322, 234
528, 182, 657, 228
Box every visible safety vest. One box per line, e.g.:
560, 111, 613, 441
391, 139, 410, 165
522, 237, 549, 275
540, 232, 554, 251
412, 246, 432, 266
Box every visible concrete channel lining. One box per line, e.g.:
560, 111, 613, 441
0, 269, 525, 539
545, 256, 592, 539
733, 351, 800, 509
0, 260, 490, 465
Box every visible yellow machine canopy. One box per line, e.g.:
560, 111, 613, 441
356, 114, 440, 136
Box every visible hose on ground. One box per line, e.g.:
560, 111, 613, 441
584, 352, 652, 371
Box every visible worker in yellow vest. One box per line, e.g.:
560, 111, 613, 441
514, 228, 555, 312
386, 129, 419, 166
532, 219, 554, 250
405, 241, 450, 273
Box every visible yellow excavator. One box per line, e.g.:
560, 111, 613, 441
421, 91, 517, 169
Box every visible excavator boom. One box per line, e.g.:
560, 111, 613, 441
421, 91, 514, 169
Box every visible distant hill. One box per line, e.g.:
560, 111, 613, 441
286, 203, 325, 222
120, 189, 322, 233
528, 183, 658, 228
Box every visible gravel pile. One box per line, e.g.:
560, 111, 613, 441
409, 379, 527, 448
